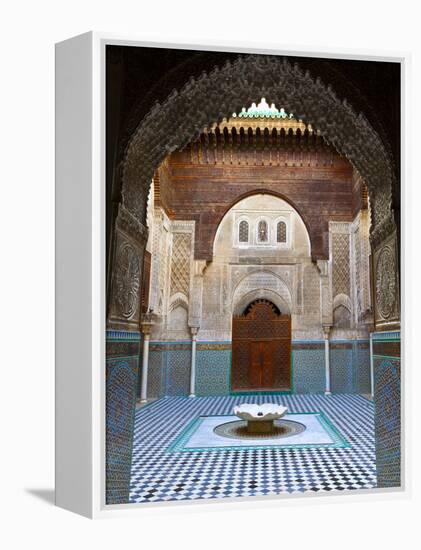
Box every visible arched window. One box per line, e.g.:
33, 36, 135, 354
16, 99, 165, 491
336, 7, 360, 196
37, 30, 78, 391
277, 221, 287, 243
238, 220, 249, 243
257, 220, 268, 242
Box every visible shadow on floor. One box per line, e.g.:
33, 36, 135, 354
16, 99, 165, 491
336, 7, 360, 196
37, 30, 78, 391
25, 488, 55, 505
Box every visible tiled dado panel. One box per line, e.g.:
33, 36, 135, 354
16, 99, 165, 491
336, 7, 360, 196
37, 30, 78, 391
166, 349, 191, 396
196, 344, 231, 396
147, 342, 192, 398
330, 341, 370, 394
355, 344, 371, 394
330, 344, 354, 393
147, 350, 165, 399
292, 341, 370, 394
373, 331, 401, 488
148, 342, 231, 398
106, 330, 141, 504
145, 340, 371, 399
292, 343, 325, 394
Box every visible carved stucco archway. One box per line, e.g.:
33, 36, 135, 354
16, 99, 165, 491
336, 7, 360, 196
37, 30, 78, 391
232, 270, 293, 315
233, 288, 291, 317
120, 54, 395, 250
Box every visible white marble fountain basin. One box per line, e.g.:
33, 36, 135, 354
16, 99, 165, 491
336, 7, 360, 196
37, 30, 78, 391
233, 403, 288, 421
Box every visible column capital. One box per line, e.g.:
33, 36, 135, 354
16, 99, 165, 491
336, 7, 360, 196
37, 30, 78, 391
193, 260, 208, 277
316, 259, 329, 277
141, 310, 156, 335
189, 325, 199, 337
141, 321, 154, 336
322, 325, 332, 339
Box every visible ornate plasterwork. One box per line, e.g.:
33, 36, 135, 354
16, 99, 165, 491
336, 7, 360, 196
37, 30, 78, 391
317, 259, 333, 327
108, 207, 148, 328
350, 211, 372, 324
359, 211, 372, 317
333, 293, 352, 310
170, 233, 192, 298
232, 288, 290, 316
188, 260, 207, 328
353, 220, 362, 320
375, 244, 397, 320
370, 211, 397, 250
168, 293, 189, 313
373, 232, 400, 330
112, 54, 399, 335
332, 232, 351, 298
116, 203, 148, 243
153, 214, 171, 315
328, 213, 374, 333
232, 270, 293, 314
303, 263, 320, 318
112, 240, 141, 320
329, 221, 352, 234
120, 54, 395, 254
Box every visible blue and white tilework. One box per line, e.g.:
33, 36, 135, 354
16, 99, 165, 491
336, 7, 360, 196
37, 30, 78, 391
330, 348, 354, 393
292, 349, 325, 393
195, 349, 231, 396
129, 393, 376, 503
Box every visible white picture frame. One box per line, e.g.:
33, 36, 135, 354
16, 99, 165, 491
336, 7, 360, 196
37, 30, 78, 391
55, 32, 408, 518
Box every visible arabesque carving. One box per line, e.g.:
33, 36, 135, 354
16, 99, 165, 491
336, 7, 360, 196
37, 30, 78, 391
120, 55, 395, 249
112, 241, 141, 320
376, 243, 397, 320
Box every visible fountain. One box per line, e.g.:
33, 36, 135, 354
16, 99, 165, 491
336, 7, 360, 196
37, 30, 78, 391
212, 403, 306, 441
233, 403, 288, 434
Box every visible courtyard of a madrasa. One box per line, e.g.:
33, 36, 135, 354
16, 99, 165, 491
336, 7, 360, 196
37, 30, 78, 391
105, 50, 401, 505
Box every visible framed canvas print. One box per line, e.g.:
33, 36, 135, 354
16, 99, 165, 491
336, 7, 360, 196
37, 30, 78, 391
55, 33, 405, 518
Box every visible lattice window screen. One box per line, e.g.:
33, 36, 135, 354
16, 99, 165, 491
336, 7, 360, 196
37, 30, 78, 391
257, 220, 268, 242
239, 220, 249, 242
277, 221, 287, 243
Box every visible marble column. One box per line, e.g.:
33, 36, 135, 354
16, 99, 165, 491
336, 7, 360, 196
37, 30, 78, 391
189, 326, 199, 397
140, 320, 153, 403
369, 332, 374, 398
323, 326, 331, 395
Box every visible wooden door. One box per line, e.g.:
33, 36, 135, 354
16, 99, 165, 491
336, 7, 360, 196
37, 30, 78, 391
261, 341, 274, 387
249, 341, 262, 388
232, 300, 291, 391
249, 341, 275, 388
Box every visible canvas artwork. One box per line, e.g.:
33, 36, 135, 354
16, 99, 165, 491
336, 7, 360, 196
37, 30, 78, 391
104, 45, 401, 506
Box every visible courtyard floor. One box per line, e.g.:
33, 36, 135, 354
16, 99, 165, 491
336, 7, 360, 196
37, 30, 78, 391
129, 393, 376, 503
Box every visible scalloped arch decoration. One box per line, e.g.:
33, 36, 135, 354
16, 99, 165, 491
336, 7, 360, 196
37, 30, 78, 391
168, 292, 189, 312
333, 292, 352, 312
232, 270, 293, 315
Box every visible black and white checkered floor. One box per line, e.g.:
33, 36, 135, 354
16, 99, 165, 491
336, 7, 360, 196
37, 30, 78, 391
129, 394, 376, 503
